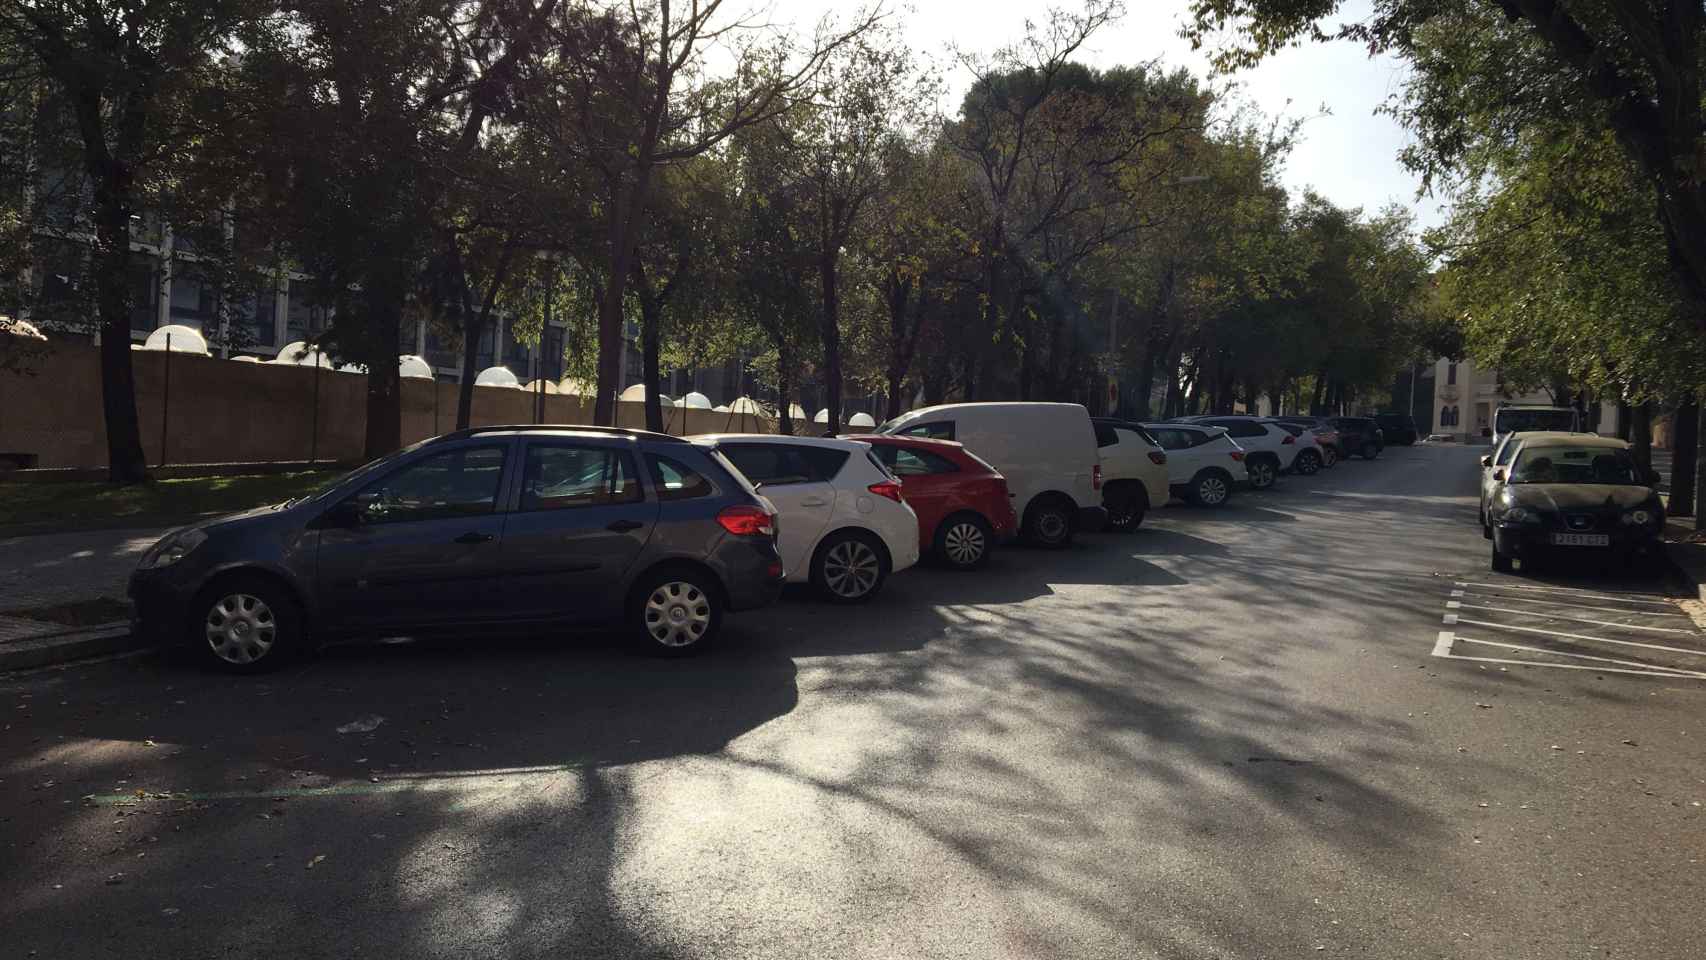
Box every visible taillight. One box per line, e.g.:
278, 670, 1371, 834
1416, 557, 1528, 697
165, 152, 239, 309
1147, 450, 1167, 465
1229, 451, 1245, 461
717, 505, 775, 537
1092, 464, 1103, 490
868, 480, 904, 503
1281, 434, 1295, 444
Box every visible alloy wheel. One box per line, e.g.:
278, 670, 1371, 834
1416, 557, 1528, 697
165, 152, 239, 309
643, 581, 712, 647
1250, 461, 1275, 488
205, 593, 277, 666
823, 539, 882, 598
1198, 476, 1228, 505
942, 521, 986, 566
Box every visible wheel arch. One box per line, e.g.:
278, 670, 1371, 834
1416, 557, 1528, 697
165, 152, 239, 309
193, 564, 312, 630
810, 524, 894, 573
624, 557, 730, 612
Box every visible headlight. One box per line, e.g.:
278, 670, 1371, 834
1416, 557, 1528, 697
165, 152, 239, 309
1503, 506, 1541, 524
139, 528, 207, 569
1621, 508, 1655, 526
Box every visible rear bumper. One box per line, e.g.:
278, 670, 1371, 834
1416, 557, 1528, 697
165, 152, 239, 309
715, 539, 788, 612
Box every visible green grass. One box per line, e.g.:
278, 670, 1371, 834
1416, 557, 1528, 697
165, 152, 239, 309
0, 470, 344, 530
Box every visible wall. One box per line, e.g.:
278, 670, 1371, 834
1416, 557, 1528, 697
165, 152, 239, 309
0, 341, 781, 470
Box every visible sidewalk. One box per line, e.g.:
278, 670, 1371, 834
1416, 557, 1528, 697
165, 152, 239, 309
1663, 514, 1706, 601
0, 525, 166, 668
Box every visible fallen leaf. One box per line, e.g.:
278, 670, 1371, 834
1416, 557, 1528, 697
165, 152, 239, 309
306, 854, 326, 869
336, 716, 385, 735
105, 873, 125, 885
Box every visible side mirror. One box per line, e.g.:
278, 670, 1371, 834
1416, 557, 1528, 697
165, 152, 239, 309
1479, 455, 1492, 468
1492, 469, 1506, 482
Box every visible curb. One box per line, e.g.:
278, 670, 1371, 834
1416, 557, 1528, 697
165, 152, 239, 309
0, 622, 149, 671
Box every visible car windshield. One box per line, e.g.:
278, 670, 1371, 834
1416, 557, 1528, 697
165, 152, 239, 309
1496, 409, 1576, 435
1509, 446, 1639, 485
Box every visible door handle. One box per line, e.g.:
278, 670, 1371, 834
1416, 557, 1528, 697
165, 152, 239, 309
453, 531, 494, 545
606, 519, 644, 532
799, 497, 829, 507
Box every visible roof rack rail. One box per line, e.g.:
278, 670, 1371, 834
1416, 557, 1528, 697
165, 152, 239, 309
430, 424, 688, 444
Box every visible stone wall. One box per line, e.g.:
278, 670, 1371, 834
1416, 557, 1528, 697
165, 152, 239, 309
0, 341, 780, 469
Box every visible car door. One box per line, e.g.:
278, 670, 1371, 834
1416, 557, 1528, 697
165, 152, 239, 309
874, 443, 960, 540
719, 443, 840, 578
494, 439, 657, 622
1148, 428, 1200, 485
315, 442, 512, 632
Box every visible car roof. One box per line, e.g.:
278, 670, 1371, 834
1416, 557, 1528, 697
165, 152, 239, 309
432, 424, 687, 444
1499, 404, 1575, 411
843, 433, 964, 450
1142, 421, 1225, 434
692, 433, 872, 452
1512, 433, 1625, 450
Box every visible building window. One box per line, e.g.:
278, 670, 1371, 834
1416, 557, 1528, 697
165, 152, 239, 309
285, 281, 331, 343
128, 257, 159, 335
1440, 406, 1451, 429
503, 315, 531, 375
1446, 361, 1457, 386
235, 284, 277, 350
168, 271, 215, 329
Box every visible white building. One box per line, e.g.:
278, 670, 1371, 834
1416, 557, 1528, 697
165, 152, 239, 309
1429, 357, 1622, 441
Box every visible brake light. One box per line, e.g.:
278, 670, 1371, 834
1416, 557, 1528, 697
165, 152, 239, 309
1281, 434, 1295, 444
717, 505, 775, 537
1147, 450, 1167, 465
868, 480, 904, 503
1229, 451, 1245, 461
1092, 464, 1103, 490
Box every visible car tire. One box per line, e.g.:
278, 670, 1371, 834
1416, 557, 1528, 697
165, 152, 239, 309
1104, 485, 1148, 533
1482, 520, 1493, 540
812, 530, 891, 602
1247, 456, 1278, 489
631, 566, 723, 655
1023, 496, 1076, 548
192, 574, 302, 674
1361, 442, 1379, 460
1322, 446, 1338, 468
935, 513, 993, 569
1491, 539, 1513, 573
1188, 470, 1232, 508
1293, 449, 1322, 475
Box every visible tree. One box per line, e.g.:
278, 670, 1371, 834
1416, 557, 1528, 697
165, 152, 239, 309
1, 1, 264, 482
1186, 0, 1706, 337
514, 0, 878, 427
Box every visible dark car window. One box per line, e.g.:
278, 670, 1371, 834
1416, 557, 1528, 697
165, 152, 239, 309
898, 421, 955, 441
1269, 422, 1303, 437
1147, 428, 1187, 451
798, 446, 852, 481
721, 443, 848, 486
648, 454, 716, 501
1094, 423, 1119, 447
1217, 419, 1267, 438
882, 446, 960, 476
357, 445, 507, 523
519, 445, 641, 511
1511, 446, 1638, 485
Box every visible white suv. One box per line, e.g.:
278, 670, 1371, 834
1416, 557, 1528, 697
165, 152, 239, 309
1182, 416, 1302, 489
696, 435, 920, 603
1092, 419, 1170, 531
1141, 422, 1249, 507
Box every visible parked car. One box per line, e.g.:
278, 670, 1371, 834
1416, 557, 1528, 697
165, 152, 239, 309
1491, 404, 1581, 451
1179, 415, 1303, 488
129, 426, 787, 671
1480, 430, 1591, 537
1141, 421, 1249, 506
1374, 413, 1420, 446
1486, 434, 1664, 573
696, 434, 920, 603
1261, 420, 1328, 475
1328, 416, 1385, 459
857, 434, 1017, 569
1273, 416, 1341, 466
1091, 418, 1171, 531
879, 402, 1107, 548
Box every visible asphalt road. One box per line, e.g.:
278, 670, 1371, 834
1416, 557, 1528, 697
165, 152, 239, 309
4, 444, 1703, 959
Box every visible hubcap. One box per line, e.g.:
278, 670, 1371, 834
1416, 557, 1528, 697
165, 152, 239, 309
1200, 478, 1228, 505
205, 593, 277, 665
824, 540, 881, 598
644, 581, 711, 647
1037, 510, 1068, 543
943, 522, 986, 565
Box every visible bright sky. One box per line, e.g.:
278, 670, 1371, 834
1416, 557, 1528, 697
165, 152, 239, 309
770, 0, 1445, 232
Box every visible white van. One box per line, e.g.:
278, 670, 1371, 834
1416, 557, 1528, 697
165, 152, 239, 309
878, 402, 1106, 547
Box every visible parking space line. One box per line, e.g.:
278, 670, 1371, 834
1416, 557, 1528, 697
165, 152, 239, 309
1454, 591, 1690, 618
1453, 634, 1706, 678
1453, 617, 1706, 658
1435, 652, 1706, 680
1452, 581, 1676, 605
1451, 603, 1693, 634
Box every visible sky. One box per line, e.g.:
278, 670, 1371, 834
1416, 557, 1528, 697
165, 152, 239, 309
769, 0, 1446, 232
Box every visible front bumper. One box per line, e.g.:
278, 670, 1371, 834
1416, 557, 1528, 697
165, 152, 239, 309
128, 567, 197, 645
1493, 522, 1663, 560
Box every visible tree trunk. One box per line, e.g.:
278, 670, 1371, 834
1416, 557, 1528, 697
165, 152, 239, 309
820, 248, 843, 435
90, 175, 149, 483
1617, 399, 1632, 440
455, 306, 483, 431
1631, 400, 1654, 475
641, 294, 663, 433
593, 168, 655, 425
1671, 397, 1697, 518
362, 275, 404, 459
775, 337, 795, 436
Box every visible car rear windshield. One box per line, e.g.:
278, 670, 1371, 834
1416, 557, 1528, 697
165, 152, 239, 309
1496, 409, 1577, 434
1510, 446, 1638, 485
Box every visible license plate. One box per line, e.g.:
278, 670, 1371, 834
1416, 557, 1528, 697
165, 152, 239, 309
1551, 533, 1609, 546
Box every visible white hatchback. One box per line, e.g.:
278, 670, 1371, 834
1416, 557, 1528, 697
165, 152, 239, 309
695, 435, 920, 603
1140, 422, 1250, 507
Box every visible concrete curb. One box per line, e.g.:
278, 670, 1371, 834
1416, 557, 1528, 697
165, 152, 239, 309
0, 621, 148, 671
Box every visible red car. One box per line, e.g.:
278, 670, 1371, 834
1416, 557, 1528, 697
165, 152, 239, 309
856, 434, 1018, 570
